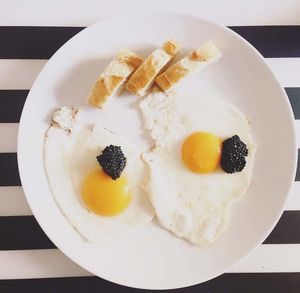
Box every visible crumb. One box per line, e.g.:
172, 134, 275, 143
52, 106, 78, 131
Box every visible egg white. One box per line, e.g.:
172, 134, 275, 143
44, 120, 154, 243
140, 91, 256, 246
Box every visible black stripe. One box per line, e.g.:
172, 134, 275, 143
0, 210, 299, 251
0, 26, 299, 59
0, 90, 28, 123
0, 273, 300, 293
0, 27, 83, 59
2, 151, 298, 188
0, 153, 20, 186
196, 273, 300, 293
286, 88, 300, 119
0, 148, 299, 188
0, 216, 55, 250
264, 211, 300, 244
229, 26, 300, 57
0, 88, 299, 124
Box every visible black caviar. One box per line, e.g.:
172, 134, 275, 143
222, 135, 248, 156
221, 135, 248, 174
97, 145, 126, 180
221, 152, 246, 174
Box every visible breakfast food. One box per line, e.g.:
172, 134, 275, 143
221, 135, 249, 173
97, 145, 127, 180
52, 106, 78, 131
155, 41, 221, 92
140, 91, 255, 246
44, 107, 154, 242
126, 40, 181, 96
44, 38, 257, 247
88, 49, 143, 109
181, 132, 221, 173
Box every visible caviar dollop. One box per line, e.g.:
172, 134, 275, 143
221, 135, 248, 174
97, 145, 126, 180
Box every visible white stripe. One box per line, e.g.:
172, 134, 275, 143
1, 0, 300, 26
285, 182, 300, 210
266, 58, 300, 87
0, 183, 297, 216
1, 118, 295, 153
231, 244, 300, 272
0, 58, 299, 91
0, 60, 46, 90
0, 124, 18, 153
0, 187, 31, 216
0, 249, 90, 279
0, 110, 297, 153
0, 121, 295, 152
1, 245, 300, 279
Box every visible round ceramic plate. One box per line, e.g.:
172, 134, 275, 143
18, 12, 297, 290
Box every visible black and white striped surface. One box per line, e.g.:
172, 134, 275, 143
1, 3, 300, 292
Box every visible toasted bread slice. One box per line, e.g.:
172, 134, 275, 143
126, 40, 181, 96
88, 49, 143, 108
155, 41, 221, 93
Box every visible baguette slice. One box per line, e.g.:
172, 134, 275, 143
126, 40, 181, 96
155, 41, 221, 93
88, 49, 143, 108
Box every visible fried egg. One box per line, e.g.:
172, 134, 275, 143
44, 110, 154, 243
140, 91, 255, 246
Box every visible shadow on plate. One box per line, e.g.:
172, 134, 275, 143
54, 56, 112, 106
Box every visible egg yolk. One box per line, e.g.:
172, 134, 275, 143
82, 169, 130, 216
182, 132, 221, 173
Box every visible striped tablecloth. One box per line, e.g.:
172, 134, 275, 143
1, 1, 300, 292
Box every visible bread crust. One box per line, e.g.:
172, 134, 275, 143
88, 49, 143, 108
155, 41, 221, 92
126, 40, 181, 96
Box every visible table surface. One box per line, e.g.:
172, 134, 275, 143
1, 0, 300, 292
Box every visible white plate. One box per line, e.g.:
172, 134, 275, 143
18, 12, 297, 290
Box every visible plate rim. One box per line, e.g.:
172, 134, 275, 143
17, 11, 297, 289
